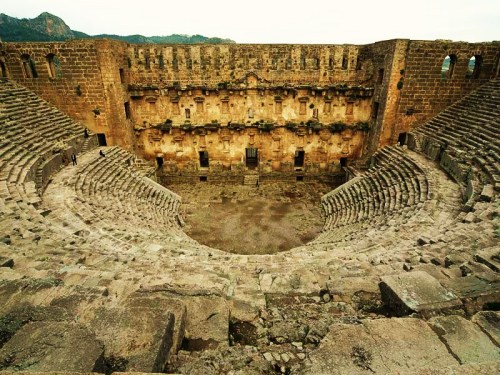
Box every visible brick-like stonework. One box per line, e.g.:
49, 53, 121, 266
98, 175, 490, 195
0, 39, 498, 173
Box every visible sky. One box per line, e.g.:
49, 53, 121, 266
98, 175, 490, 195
1, 0, 499, 44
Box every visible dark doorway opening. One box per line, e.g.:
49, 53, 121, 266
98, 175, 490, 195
199, 151, 209, 168
246, 148, 258, 169
97, 133, 107, 146
199, 176, 208, 182
340, 157, 347, 167
296, 176, 304, 182
397, 133, 407, 146
156, 156, 164, 169
0, 61, 7, 78
294, 150, 305, 167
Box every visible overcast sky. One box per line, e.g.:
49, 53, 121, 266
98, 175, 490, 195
2, 0, 499, 44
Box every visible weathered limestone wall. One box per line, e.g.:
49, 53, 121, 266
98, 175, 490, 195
1, 39, 498, 172
142, 125, 366, 176
0, 40, 133, 149
394, 40, 499, 133
126, 44, 373, 85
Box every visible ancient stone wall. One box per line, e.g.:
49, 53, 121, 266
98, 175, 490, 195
0, 40, 133, 148
394, 40, 499, 133
126, 44, 373, 86
1, 39, 498, 173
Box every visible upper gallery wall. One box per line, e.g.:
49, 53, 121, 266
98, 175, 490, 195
0, 39, 498, 160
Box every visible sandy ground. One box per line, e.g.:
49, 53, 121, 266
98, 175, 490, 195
169, 182, 332, 255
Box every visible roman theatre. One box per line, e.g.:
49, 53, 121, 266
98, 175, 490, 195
0, 39, 499, 374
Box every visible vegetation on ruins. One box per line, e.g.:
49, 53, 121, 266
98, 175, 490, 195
0, 12, 235, 44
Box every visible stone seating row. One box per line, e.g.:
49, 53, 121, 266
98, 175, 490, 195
320, 146, 429, 235
411, 78, 500, 191
72, 147, 183, 233
0, 79, 85, 221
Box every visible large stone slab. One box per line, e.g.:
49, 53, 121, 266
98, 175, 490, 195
379, 271, 463, 317
302, 318, 457, 374
181, 295, 229, 350
0, 304, 69, 348
91, 306, 174, 372
0, 321, 104, 371
124, 291, 187, 357
429, 315, 500, 364
440, 276, 500, 316
472, 311, 500, 346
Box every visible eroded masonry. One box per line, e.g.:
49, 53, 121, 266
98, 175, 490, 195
0, 38, 499, 374
1, 40, 498, 181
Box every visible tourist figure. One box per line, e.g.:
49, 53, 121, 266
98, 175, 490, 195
99, 150, 105, 157
71, 153, 77, 166
84, 128, 89, 138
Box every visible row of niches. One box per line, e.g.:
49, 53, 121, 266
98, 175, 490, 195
128, 45, 361, 72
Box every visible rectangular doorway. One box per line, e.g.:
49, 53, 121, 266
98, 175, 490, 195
245, 148, 258, 169
97, 133, 107, 146
199, 151, 209, 168
294, 150, 305, 167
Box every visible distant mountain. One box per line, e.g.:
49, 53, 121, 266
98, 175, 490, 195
0, 12, 235, 44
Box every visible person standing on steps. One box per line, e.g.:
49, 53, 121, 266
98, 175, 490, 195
84, 128, 89, 139
71, 153, 77, 166
99, 150, 105, 157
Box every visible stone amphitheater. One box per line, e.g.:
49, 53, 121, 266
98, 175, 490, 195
0, 39, 499, 374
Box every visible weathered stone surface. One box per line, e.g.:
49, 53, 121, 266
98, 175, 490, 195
472, 311, 500, 346
90, 306, 175, 372
479, 184, 494, 202
302, 318, 457, 374
124, 292, 187, 357
379, 271, 463, 317
180, 295, 229, 350
396, 361, 500, 374
0, 321, 104, 371
474, 247, 500, 272
428, 315, 500, 364
440, 276, 500, 316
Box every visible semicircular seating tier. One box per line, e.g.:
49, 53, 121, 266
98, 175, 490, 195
0, 77, 498, 374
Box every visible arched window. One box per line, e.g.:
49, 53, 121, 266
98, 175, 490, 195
21, 54, 38, 78
441, 54, 457, 80
466, 55, 482, 79
46, 53, 62, 79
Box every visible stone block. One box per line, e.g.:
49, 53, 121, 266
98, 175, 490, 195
303, 318, 457, 374
472, 311, 500, 346
91, 306, 175, 372
124, 292, 187, 356
180, 295, 229, 350
428, 315, 500, 364
0, 321, 104, 371
479, 184, 494, 202
440, 276, 500, 316
473, 247, 500, 272
379, 271, 463, 317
